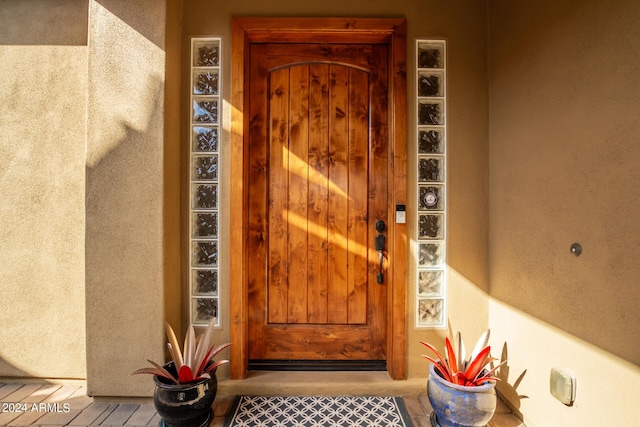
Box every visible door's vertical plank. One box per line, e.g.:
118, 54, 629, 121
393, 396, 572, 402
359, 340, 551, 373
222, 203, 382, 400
347, 68, 369, 325
307, 63, 330, 324
287, 65, 310, 323
268, 68, 290, 323
369, 44, 389, 357
388, 23, 408, 379
327, 64, 350, 324
230, 18, 248, 378
247, 44, 269, 357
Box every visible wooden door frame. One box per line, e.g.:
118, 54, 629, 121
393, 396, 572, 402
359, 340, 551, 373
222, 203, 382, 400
230, 17, 408, 380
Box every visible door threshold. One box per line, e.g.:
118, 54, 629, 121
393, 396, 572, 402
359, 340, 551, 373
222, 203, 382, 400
218, 371, 426, 396
248, 360, 387, 371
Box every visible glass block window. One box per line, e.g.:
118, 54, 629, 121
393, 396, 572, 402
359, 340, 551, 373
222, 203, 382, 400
190, 37, 221, 327
416, 40, 446, 328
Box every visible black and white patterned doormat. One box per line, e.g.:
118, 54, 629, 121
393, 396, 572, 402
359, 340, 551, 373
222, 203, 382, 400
224, 395, 414, 427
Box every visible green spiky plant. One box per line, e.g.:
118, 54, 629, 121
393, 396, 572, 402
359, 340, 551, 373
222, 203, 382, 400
420, 329, 505, 387
132, 319, 230, 385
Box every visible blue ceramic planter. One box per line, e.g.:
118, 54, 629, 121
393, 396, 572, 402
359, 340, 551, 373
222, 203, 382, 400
427, 363, 497, 427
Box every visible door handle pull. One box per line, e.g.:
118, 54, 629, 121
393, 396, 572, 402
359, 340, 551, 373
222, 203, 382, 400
375, 223, 385, 284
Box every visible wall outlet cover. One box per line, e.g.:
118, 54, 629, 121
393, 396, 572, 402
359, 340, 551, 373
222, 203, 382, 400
550, 367, 577, 406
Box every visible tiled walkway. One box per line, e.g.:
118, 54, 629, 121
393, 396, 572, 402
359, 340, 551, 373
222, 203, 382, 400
0, 381, 525, 426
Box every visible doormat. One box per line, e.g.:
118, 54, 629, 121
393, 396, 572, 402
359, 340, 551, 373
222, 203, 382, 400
224, 395, 414, 427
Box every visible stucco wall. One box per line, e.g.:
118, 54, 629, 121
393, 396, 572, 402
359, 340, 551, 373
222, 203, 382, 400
85, 0, 166, 396
5, 2, 636, 421
179, 0, 490, 380
0, 0, 88, 379
488, 0, 640, 425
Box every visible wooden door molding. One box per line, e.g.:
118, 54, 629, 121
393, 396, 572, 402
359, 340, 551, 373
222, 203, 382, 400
230, 17, 407, 379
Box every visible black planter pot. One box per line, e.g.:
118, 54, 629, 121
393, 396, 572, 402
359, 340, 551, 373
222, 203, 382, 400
153, 362, 217, 427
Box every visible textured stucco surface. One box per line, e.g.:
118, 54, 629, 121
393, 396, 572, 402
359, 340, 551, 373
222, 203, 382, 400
84, 0, 166, 397
0, 0, 88, 379
6, 3, 636, 423
0, 0, 88, 45
488, 0, 640, 425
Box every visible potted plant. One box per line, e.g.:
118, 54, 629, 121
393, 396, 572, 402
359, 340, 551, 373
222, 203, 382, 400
420, 329, 505, 427
132, 318, 230, 427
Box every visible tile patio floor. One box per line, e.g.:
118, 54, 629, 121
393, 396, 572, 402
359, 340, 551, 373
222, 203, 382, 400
0, 380, 525, 426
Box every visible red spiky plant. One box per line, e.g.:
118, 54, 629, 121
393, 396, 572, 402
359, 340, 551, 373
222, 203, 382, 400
132, 319, 230, 385
420, 330, 505, 387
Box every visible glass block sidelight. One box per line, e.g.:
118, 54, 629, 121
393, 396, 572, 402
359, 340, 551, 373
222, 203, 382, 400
418, 100, 444, 125
193, 98, 219, 123
192, 298, 218, 324
193, 241, 218, 267
417, 42, 444, 69
193, 212, 218, 238
192, 269, 218, 295
193, 69, 219, 95
416, 39, 446, 328
418, 157, 444, 182
193, 40, 220, 67
418, 270, 444, 296
193, 126, 219, 152
193, 184, 218, 210
418, 128, 444, 154
418, 71, 444, 97
193, 155, 219, 181
418, 243, 444, 268
418, 298, 444, 326
418, 214, 444, 240
190, 37, 222, 326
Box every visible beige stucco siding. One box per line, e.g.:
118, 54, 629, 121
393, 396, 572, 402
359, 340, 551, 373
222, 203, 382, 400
0, 0, 89, 379
488, 0, 640, 425
84, 0, 167, 397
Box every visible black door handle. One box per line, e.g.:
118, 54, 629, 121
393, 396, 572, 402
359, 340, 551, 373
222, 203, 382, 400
375, 221, 386, 284
375, 234, 385, 252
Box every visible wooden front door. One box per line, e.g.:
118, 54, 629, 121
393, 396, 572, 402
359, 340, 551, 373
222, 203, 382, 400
247, 43, 389, 364
231, 17, 407, 379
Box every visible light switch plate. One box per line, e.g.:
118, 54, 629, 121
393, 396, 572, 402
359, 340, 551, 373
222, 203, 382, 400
550, 367, 576, 406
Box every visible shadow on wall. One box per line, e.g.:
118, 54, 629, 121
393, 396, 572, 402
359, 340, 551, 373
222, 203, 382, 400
84, 71, 166, 395
495, 343, 528, 421
487, 0, 640, 367
0, 358, 46, 380
0, 0, 165, 48
0, 0, 88, 46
